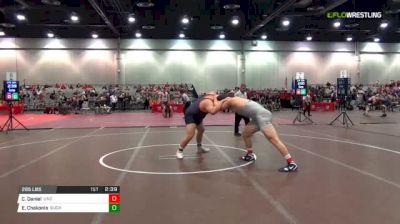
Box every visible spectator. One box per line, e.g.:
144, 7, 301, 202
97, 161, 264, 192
110, 93, 117, 111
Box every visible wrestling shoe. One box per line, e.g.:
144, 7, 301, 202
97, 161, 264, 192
241, 153, 256, 162
176, 150, 184, 159
278, 162, 298, 172
197, 146, 210, 153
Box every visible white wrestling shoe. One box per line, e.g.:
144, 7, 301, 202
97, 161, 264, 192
197, 146, 210, 153
176, 150, 184, 159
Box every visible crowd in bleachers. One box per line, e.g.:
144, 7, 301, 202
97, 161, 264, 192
309, 80, 400, 111
12, 83, 196, 114
219, 80, 400, 112
217, 87, 284, 111
1, 80, 399, 114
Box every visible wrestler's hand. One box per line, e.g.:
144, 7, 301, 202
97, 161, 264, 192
220, 98, 230, 111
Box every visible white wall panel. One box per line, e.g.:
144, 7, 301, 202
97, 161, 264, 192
244, 41, 355, 52
245, 52, 280, 89
1, 38, 400, 89
280, 52, 358, 85
203, 51, 238, 92
360, 54, 400, 84
120, 39, 241, 51
123, 50, 238, 92
0, 38, 117, 49
14, 50, 116, 84
245, 51, 358, 89
0, 50, 17, 81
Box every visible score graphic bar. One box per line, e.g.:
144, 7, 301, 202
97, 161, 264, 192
17, 186, 120, 213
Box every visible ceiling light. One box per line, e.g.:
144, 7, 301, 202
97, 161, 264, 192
41, 0, 61, 6
223, 4, 240, 10
306, 35, 312, 41
346, 36, 353, 42
0, 31, 5, 36
128, 16, 135, 23
219, 33, 225, 39
333, 21, 341, 28
135, 32, 142, 38
231, 17, 239, 25
373, 37, 380, 42
92, 33, 98, 39
307, 5, 325, 11
345, 23, 359, 28
179, 33, 185, 38
142, 25, 155, 30
0, 23, 15, 28
47, 32, 55, 38
181, 17, 189, 24
16, 14, 26, 21
71, 15, 79, 22
380, 21, 388, 29
136, 1, 154, 8
282, 19, 290, 27
261, 34, 267, 40
210, 25, 223, 30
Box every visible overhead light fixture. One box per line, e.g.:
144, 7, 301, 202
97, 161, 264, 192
345, 22, 359, 28
333, 21, 341, 28
373, 37, 380, 42
0, 31, 5, 36
41, 0, 61, 6
16, 14, 26, 21
307, 5, 325, 11
128, 15, 135, 23
137, 1, 154, 8
179, 33, 185, 38
306, 35, 312, 41
223, 4, 240, 10
142, 25, 155, 30
380, 21, 389, 29
219, 33, 225, 39
0, 23, 15, 28
70, 15, 79, 22
261, 34, 267, 40
181, 16, 189, 24
231, 16, 239, 25
47, 32, 55, 38
346, 36, 353, 42
210, 25, 223, 30
282, 19, 290, 27
92, 33, 98, 39
135, 31, 142, 38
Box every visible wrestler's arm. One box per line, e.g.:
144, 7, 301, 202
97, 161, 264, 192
219, 97, 231, 111
201, 99, 222, 115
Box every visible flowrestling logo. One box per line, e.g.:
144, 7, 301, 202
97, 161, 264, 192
326, 12, 382, 19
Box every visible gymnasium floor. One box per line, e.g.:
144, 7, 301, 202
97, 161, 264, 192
0, 111, 399, 224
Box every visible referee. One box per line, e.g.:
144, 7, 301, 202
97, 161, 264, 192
303, 93, 312, 116
234, 84, 250, 136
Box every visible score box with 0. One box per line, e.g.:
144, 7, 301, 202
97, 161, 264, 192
17, 185, 121, 213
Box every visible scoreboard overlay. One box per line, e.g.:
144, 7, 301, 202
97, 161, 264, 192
17, 186, 120, 213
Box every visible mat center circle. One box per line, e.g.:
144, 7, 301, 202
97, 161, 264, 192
99, 144, 254, 175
